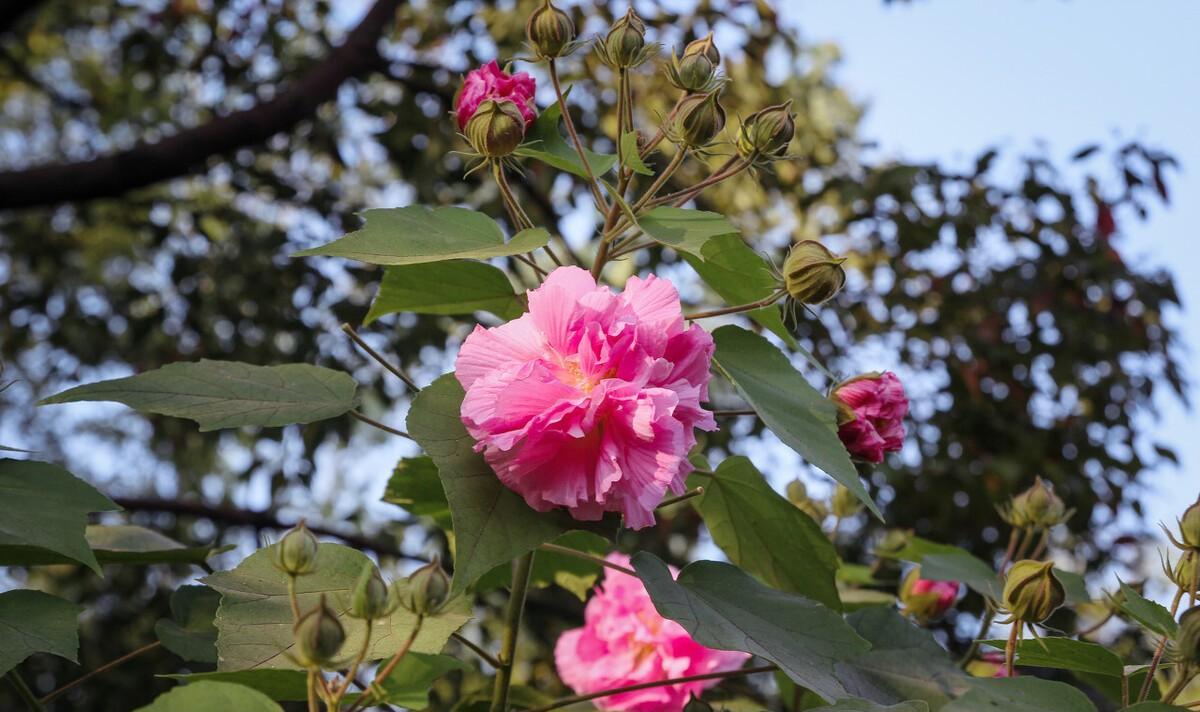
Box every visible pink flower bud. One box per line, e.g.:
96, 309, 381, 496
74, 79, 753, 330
899, 567, 961, 623
831, 372, 909, 464
454, 61, 537, 132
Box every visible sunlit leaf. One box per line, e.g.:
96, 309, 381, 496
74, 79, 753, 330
474, 530, 610, 601
1115, 583, 1178, 637
514, 96, 617, 178
639, 207, 738, 257
683, 233, 794, 346
619, 131, 653, 176
980, 638, 1123, 678
133, 681, 283, 712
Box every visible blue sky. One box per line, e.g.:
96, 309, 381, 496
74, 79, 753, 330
778, 0, 1200, 536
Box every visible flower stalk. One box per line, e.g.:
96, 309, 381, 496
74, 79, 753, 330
491, 552, 535, 712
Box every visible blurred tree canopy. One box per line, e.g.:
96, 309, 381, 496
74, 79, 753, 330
0, 0, 1185, 709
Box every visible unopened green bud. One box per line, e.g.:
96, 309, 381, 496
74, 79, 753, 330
875, 529, 912, 557
1167, 552, 1200, 592
406, 555, 451, 616
604, 9, 647, 68
1180, 498, 1200, 549
466, 99, 527, 158
671, 33, 720, 92
350, 562, 392, 620
1002, 560, 1065, 624
1175, 605, 1200, 668
1003, 477, 1068, 530
274, 521, 319, 576
830, 484, 864, 519
783, 240, 846, 305
526, 0, 575, 59
673, 92, 726, 148
737, 101, 796, 159
294, 594, 345, 668
785, 479, 827, 521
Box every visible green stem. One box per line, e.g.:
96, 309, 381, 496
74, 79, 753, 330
350, 410, 411, 440
6, 671, 43, 712
648, 155, 748, 208
638, 92, 688, 160
347, 617, 422, 712
1164, 665, 1198, 704
490, 552, 535, 712
630, 150, 686, 214
39, 641, 161, 706
548, 60, 607, 214
329, 619, 372, 706
539, 543, 635, 575
528, 664, 778, 712
685, 290, 786, 320
452, 632, 503, 669
341, 324, 420, 392
958, 606, 997, 668
1004, 620, 1022, 678
656, 488, 705, 510
306, 668, 319, 712
287, 574, 302, 621
1139, 586, 1186, 703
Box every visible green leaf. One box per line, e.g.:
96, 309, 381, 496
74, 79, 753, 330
133, 681, 283, 712
1116, 582, 1178, 637
294, 206, 550, 265
619, 131, 653, 176
1056, 569, 1091, 605
0, 525, 226, 568
980, 638, 1123, 678
343, 653, 467, 708
881, 536, 1001, 600
202, 542, 469, 671
473, 530, 610, 601
682, 233, 794, 346
159, 671, 307, 701
406, 374, 608, 593
639, 207, 738, 257
366, 260, 525, 324
942, 677, 1097, 712
155, 585, 220, 663
41, 361, 356, 432
0, 589, 82, 676
514, 97, 617, 178
840, 606, 969, 707
807, 701, 930, 712
631, 552, 870, 702
0, 459, 118, 573
692, 455, 840, 609
710, 326, 879, 519
1120, 704, 1190, 711
383, 456, 452, 530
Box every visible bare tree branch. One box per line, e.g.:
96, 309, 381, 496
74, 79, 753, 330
0, 0, 401, 210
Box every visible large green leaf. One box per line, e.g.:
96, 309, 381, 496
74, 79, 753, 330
383, 456, 452, 530
941, 677, 1096, 712
473, 530, 609, 601
840, 607, 970, 707
691, 456, 840, 609
366, 260, 525, 323
407, 374, 606, 593
155, 585, 220, 663
682, 233, 794, 346
133, 681, 282, 712
159, 671, 307, 701
710, 326, 879, 519
514, 97, 617, 178
1115, 582, 1178, 637
202, 542, 469, 671
881, 536, 1001, 600
638, 207, 738, 258
0, 459, 117, 573
1120, 704, 1190, 711
980, 638, 1123, 677
0, 589, 82, 676
294, 206, 550, 265
41, 361, 356, 432
807, 701, 930, 712
0, 525, 226, 568
632, 552, 869, 702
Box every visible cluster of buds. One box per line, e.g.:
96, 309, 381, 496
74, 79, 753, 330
1001, 560, 1065, 625
1000, 477, 1071, 531
595, 9, 655, 69
1165, 497, 1200, 553
274, 521, 319, 576
293, 595, 346, 668
782, 240, 846, 306
404, 555, 451, 617
898, 567, 962, 624
667, 34, 722, 92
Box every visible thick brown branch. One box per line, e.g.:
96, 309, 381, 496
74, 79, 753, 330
0, 0, 401, 210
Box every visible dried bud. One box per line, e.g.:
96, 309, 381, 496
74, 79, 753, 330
350, 562, 392, 620
783, 240, 846, 305
603, 9, 647, 68
406, 555, 451, 616
293, 595, 345, 668
1003, 477, 1069, 530
673, 92, 726, 148
274, 521, 319, 576
1175, 605, 1200, 669
1180, 498, 1200, 550
899, 567, 961, 624
786, 479, 827, 521
830, 484, 863, 519
737, 102, 796, 159
465, 99, 527, 158
1002, 560, 1065, 624
670, 33, 720, 92
526, 0, 575, 59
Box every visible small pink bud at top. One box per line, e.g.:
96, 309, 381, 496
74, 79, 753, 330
454, 60, 537, 132
831, 372, 909, 464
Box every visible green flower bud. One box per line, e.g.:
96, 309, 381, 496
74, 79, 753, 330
274, 521, 319, 576
1003, 477, 1068, 530
604, 9, 647, 68
736, 101, 796, 159
783, 240, 847, 305
293, 595, 345, 668
673, 92, 726, 148
466, 99, 528, 158
874, 528, 912, 558
350, 562, 392, 620
1180, 498, 1200, 549
1167, 552, 1199, 592
671, 33, 720, 92
1002, 560, 1065, 624
406, 555, 451, 616
785, 479, 827, 521
526, 0, 575, 59
1175, 605, 1200, 669
830, 483, 864, 519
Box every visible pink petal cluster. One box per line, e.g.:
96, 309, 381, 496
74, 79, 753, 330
454, 60, 537, 130
832, 371, 909, 463
554, 553, 750, 712
455, 267, 716, 529
909, 578, 962, 612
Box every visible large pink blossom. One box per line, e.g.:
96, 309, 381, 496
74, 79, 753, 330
831, 371, 908, 463
554, 553, 750, 712
454, 60, 537, 130
455, 266, 716, 529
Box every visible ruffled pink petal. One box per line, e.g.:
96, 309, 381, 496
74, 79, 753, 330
455, 317, 546, 390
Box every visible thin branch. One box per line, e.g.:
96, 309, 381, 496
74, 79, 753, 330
1139, 586, 1186, 702
686, 290, 786, 320
39, 641, 161, 705
490, 552, 535, 712
347, 617, 422, 712
529, 664, 778, 712
547, 60, 608, 214
656, 488, 704, 509
713, 409, 756, 417
341, 323, 420, 392
5, 670, 42, 712
350, 409, 411, 440
451, 632, 502, 669
539, 543, 636, 576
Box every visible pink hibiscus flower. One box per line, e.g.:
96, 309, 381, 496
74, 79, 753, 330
455, 266, 716, 530
831, 371, 908, 463
554, 553, 750, 712
454, 60, 537, 131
